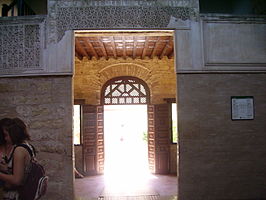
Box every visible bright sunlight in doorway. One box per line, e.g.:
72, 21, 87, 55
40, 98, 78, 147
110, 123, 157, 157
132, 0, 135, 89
104, 105, 154, 193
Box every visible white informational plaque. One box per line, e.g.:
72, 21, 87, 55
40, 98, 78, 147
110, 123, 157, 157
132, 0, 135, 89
231, 96, 254, 120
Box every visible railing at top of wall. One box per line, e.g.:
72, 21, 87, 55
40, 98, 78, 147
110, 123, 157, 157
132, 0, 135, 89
2, 0, 35, 17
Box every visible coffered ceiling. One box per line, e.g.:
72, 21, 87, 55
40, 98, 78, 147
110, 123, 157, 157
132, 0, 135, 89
75, 30, 174, 60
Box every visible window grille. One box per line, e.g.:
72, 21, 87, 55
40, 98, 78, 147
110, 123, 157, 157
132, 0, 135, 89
101, 76, 150, 105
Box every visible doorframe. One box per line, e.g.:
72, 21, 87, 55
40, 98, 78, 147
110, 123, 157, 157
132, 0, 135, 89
72, 28, 179, 196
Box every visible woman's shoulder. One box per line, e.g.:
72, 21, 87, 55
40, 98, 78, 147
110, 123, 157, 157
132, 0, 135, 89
13, 144, 32, 157
14, 146, 28, 154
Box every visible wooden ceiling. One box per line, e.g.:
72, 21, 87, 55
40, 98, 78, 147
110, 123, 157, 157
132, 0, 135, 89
75, 31, 174, 60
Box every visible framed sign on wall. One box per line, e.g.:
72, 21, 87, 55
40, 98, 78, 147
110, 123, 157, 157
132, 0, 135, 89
231, 96, 254, 120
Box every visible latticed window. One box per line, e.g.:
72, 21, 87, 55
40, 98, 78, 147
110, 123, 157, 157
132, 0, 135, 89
101, 76, 150, 105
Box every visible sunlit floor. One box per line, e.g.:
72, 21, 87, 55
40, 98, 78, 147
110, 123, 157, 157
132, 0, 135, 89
74, 174, 177, 200
75, 105, 177, 199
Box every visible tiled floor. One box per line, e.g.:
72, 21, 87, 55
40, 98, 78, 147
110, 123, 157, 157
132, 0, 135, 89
74, 174, 177, 200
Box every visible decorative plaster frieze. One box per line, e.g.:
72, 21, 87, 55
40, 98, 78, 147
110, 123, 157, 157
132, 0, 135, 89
54, 0, 198, 8
47, 0, 198, 46
55, 6, 196, 42
0, 16, 46, 76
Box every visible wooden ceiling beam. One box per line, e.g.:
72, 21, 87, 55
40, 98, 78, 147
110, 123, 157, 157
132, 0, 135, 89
85, 39, 99, 60
98, 37, 108, 60
159, 37, 172, 59
111, 36, 117, 59
123, 37, 126, 59
75, 38, 90, 60
133, 36, 137, 59
151, 37, 160, 59
142, 36, 149, 59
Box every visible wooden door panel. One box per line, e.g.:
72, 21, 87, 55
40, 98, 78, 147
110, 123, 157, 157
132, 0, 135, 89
83, 105, 97, 175
85, 156, 96, 172
83, 105, 104, 175
154, 104, 171, 174
148, 105, 155, 173
157, 152, 169, 172
96, 106, 104, 174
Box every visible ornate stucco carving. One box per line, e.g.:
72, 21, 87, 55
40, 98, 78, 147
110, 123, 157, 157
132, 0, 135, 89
55, 6, 196, 42
51, 0, 199, 8
0, 16, 45, 75
46, 0, 198, 44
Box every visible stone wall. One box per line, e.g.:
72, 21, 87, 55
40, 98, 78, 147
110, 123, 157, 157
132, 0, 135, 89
0, 76, 74, 200
74, 57, 176, 105
177, 73, 266, 200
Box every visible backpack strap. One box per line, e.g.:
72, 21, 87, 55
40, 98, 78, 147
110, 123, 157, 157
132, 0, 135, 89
7, 143, 36, 163
6, 146, 16, 164
16, 144, 36, 158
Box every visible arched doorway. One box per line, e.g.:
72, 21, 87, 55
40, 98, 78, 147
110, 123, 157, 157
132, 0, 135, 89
101, 76, 155, 195
81, 75, 173, 176
78, 74, 176, 197
101, 76, 151, 175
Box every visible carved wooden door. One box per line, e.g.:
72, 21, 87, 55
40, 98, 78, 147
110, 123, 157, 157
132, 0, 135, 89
154, 104, 171, 174
148, 105, 156, 173
83, 105, 104, 175
96, 106, 104, 174
83, 105, 97, 175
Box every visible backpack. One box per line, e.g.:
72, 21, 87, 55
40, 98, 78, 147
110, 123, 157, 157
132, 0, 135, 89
12, 144, 48, 200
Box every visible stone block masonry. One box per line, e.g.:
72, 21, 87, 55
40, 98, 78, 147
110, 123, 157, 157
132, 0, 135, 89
0, 76, 74, 200
177, 73, 266, 200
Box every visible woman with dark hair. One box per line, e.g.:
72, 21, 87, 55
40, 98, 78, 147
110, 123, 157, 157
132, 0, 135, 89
0, 118, 32, 200
5, 118, 30, 146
